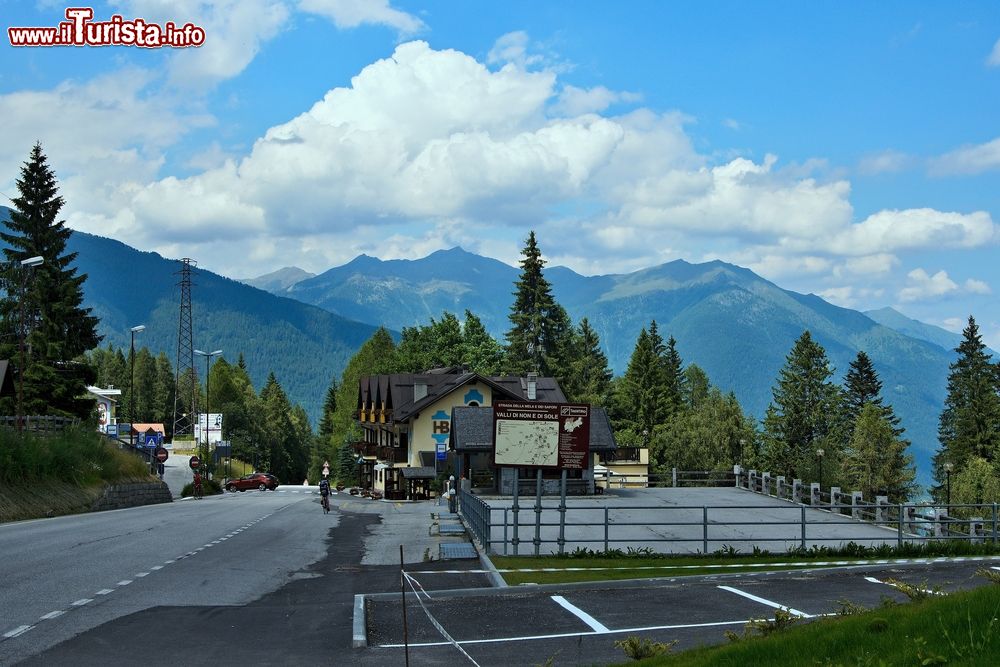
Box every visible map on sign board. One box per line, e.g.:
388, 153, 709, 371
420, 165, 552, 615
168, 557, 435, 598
492, 401, 590, 469
494, 419, 559, 467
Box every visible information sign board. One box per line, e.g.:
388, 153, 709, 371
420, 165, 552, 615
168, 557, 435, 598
492, 401, 590, 470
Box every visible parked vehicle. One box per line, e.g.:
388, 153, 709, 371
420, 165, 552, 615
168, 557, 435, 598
226, 472, 279, 492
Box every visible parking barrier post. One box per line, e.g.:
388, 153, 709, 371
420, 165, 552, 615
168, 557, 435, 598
875, 496, 888, 524
851, 491, 863, 520
762, 472, 771, 496
702, 506, 709, 553
792, 479, 802, 504
800, 506, 806, 550
604, 507, 609, 552
777, 475, 786, 499
897, 504, 904, 547
810, 482, 820, 506
830, 487, 841, 513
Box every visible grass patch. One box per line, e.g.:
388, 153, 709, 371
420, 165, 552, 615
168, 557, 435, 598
491, 544, 1000, 586
0, 427, 155, 522
621, 582, 1000, 666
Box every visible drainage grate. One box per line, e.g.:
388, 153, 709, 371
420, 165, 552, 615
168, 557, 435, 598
440, 542, 478, 559
439, 524, 466, 535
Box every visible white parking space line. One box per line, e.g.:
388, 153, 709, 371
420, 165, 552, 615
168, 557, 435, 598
550, 596, 610, 633
71, 599, 93, 606
864, 576, 943, 595
378, 617, 751, 649
3, 625, 33, 639
39, 611, 65, 620
717, 585, 813, 618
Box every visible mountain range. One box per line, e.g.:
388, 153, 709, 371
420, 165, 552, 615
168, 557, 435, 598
251, 247, 961, 488
0, 207, 379, 423
2, 202, 962, 487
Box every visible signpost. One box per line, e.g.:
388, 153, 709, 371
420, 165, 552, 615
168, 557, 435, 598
492, 401, 590, 556
155, 447, 169, 463
189, 455, 201, 470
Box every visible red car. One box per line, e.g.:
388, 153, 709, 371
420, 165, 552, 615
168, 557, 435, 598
226, 472, 279, 492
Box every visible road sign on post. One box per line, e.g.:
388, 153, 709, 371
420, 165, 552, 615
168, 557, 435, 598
155, 447, 169, 463
189, 455, 201, 470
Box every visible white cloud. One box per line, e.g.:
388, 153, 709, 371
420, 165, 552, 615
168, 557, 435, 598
857, 149, 913, 175
825, 208, 996, 256
818, 285, 885, 309
722, 118, 742, 131
965, 278, 991, 295
930, 137, 1000, 175
988, 38, 1000, 66
899, 268, 959, 303
488, 31, 544, 69
553, 85, 641, 116
114, 0, 291, 90
298, 0, 425, 35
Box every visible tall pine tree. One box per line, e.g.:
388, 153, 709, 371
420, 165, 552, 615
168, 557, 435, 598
562, 318, 612, 406
0, 144, 100, 418
504, 231, 572, 378
933, 316, 1000, 500
761, 331, 845, 482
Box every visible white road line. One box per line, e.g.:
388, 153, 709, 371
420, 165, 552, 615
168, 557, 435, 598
96, 589, 114, 595
550, 596, 610, 633
71, 599, 93, 606
864, 576, 944, 596
378, 618, 751, 648
135, 572, 149, 577
3, 625, 33, 639
211, 540, 221, 544
716, 585, 813, 618
39, 611, 65, 620
150, 565, 163, 571
164, 560, 175, 565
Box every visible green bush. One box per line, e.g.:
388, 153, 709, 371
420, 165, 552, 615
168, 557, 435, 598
180, 478, 222, 498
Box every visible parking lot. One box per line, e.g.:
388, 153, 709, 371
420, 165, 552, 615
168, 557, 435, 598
358, 557, 1000, 666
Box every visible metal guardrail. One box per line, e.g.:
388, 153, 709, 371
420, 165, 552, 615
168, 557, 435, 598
460, 496, 1000, 556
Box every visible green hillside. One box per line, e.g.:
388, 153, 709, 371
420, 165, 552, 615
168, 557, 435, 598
1, 207, 380, 424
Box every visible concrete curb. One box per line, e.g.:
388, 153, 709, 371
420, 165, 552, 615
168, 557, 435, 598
352, 594, 366, 648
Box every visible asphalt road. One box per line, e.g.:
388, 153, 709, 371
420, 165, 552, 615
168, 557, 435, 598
3, 488, 998, 667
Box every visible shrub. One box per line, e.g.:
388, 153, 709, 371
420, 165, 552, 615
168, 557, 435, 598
181, 478, 223, 498
614, 635, 678, 660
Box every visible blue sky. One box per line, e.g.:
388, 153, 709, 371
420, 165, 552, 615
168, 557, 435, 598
2, 1, 999, 345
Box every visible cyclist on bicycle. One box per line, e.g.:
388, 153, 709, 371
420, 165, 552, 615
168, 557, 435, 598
193, 470, 203, 500
319, 476, 331, 513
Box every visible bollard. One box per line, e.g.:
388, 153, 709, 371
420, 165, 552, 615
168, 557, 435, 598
905, 505, 918, 535
672, 467, 678, 488
776, 475, 786, 500
749, 470, 758, 492
830, 487, 841, 513
810, 482, 820, 506
792, 479, 802, 504
875, 496, 888, 524
933, 507, 947, 538
970, 517, 984, 544
762, 472, 771, 496
851, 491, 863, 520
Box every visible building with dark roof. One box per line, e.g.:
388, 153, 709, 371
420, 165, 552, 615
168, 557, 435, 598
353, 368, 617, 499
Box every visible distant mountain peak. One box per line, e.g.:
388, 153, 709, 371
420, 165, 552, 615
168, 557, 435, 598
239, 266, 316, 292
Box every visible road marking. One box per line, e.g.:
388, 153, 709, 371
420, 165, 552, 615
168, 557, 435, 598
550, 596, 609, 633
212, 540, 221, 544
71, 599, 93, 606
96, 589, 114, 595
150, 565, 163, 571
117, 580, 132, 586
164, 560, 175, 565
864, 576, 944, 595
717, 585, 813, 618
135, 572, 149, 577
3, 625, 33, 639
39, 610, 65, 620
378, 618, 752, 648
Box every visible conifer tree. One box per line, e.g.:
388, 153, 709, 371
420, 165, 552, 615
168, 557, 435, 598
563, 318, 612, 406
505, 231, 572, 378
844, 403, 915, 502
0, 144, 100, 418
461, 310, 505, 375
933, 316, 1000, 500
663, 334, 686, 419
613, 327, 663, 438
761, 331, 845, 482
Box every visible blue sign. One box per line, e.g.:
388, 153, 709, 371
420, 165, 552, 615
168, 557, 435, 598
436, 442, 447, 461
107, 424, 118, 437
144, 434, 159, 448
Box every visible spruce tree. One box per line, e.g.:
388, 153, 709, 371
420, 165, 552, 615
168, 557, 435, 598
0, 144, 100, 418
933, 316, 1000, 500
663, 335, 686, 419
761, 331, 845, 482
461, 310, 505, 375
505, 231, 572, 378
563, 318, 612, 406
614, 327, 663, 438
318, 377, 338, 438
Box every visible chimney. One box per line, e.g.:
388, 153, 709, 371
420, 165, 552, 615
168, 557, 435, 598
527, 372, 537, 400
414, 380, 427, 401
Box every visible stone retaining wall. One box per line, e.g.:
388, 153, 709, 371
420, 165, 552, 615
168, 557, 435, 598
91, 482, 172, 512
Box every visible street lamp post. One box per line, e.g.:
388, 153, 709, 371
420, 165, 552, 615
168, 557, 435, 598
15, 256, 43, 431
194, 349, 222, 480
816, 448, 825, 490
129, 325, 145, 448
943, 462, 954, 508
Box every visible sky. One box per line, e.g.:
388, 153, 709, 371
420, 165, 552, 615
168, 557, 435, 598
2, 1, 999, 345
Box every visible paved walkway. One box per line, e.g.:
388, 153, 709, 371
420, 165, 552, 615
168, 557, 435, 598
475, 487, 909, 555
